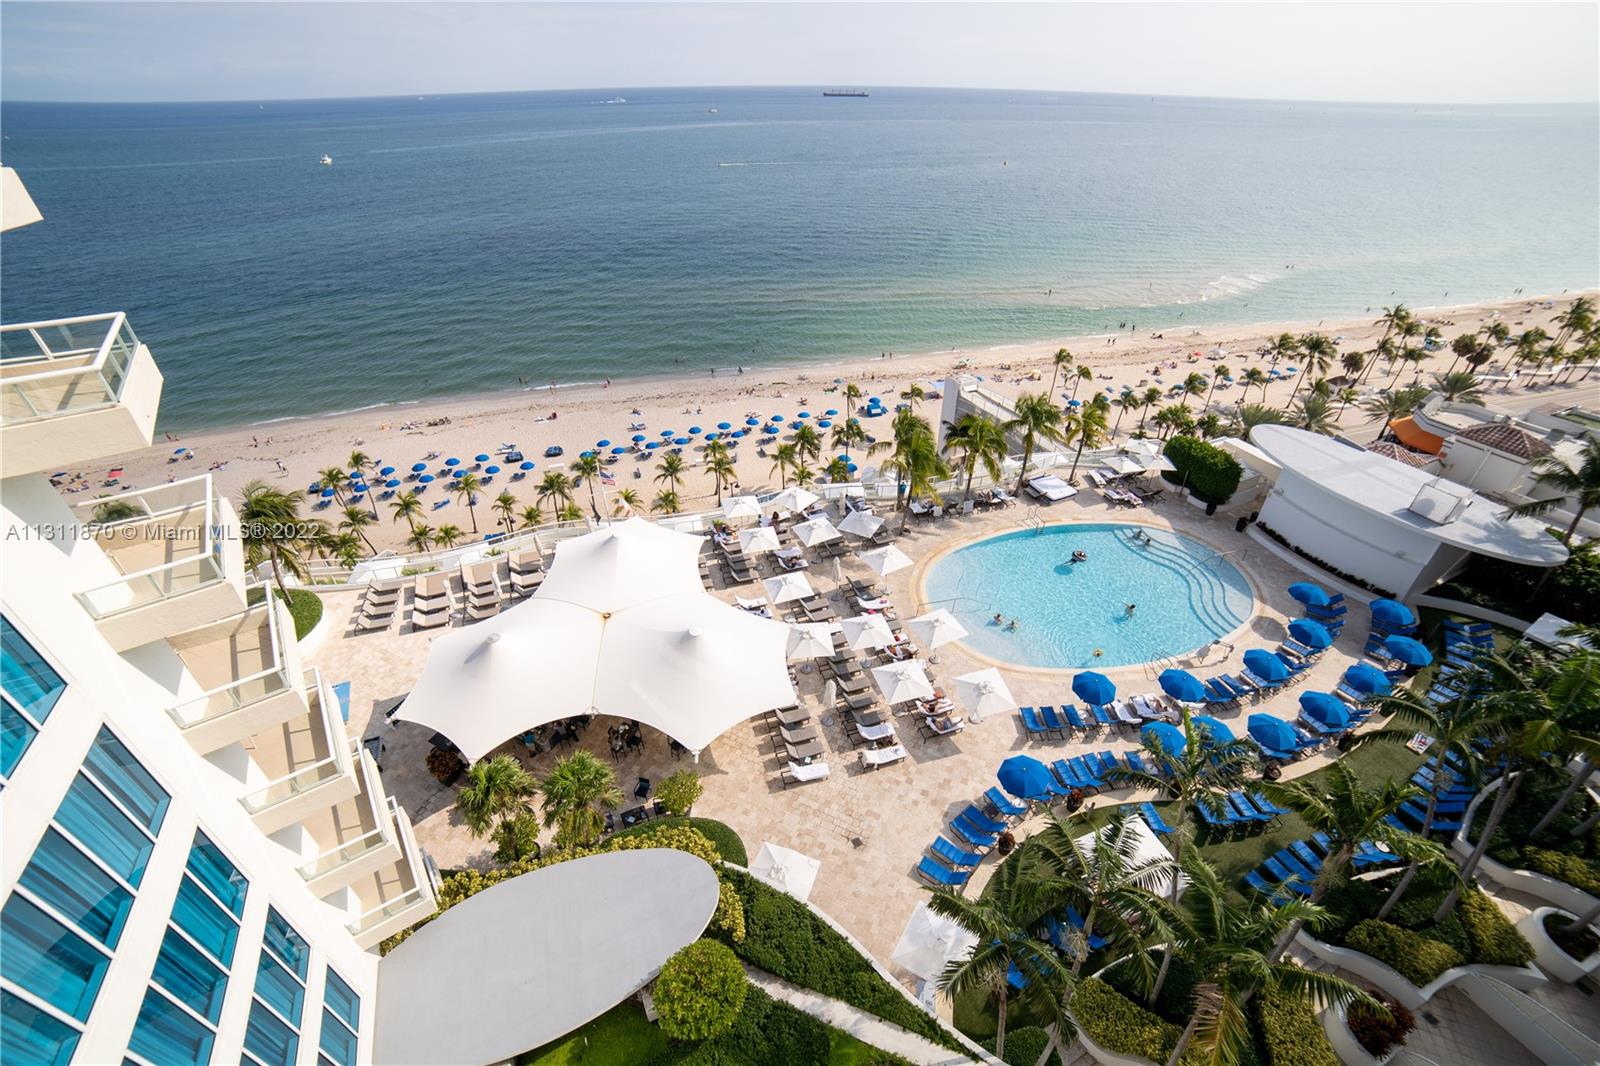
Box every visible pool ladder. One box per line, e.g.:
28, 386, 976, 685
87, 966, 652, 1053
1021, 506, 1045, 532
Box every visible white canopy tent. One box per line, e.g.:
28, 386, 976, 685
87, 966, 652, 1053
859, 544, 913, 577
906, 608, 969, 651
872, 660, 935, 705
749, 842, 822, 902
765, 487, 820, 514
723, 495, 762, 521
395, 519, 795, 759
892, 902, 978, 982
786, 622, 836, 660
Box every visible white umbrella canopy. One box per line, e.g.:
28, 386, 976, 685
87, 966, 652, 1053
534, 517, 703, 613
765, 487, 820, 514
837, 508, 884, 539
792, 516, 842, 548
786, 622, 836, 660
906, 608, 970, 650
859, 544, 913, 577
954, 667, 1017, 722
723, 495, 762, 521
840, 613, 895, 651
749, 843, 821, 902
1102, 454, 1145, 477
737, 525, 782, 554
763, 572, 815, 605
872, 659, 934, 704
892, 903, 978, 981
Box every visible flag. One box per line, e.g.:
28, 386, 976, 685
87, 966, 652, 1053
599, 469, 616, 486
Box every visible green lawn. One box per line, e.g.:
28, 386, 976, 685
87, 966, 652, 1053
519, 1002, 667, 1065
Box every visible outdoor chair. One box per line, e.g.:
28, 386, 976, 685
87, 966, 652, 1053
984, 787, 1027, 819
916, 856, 971, 888
949, 816, 998, 851
859, 744, 907, 770
780, 760, 829, 788
1139, 802, 1174, 836
932, 836, 983, 869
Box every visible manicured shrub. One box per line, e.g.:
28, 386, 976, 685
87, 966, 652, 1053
492, 811, 541, 864
641, 986, 833, 1066
1342, 920, 1464, 987
1524, 847, 1600, 895
1346, 997, 1415, 1059
982, 1025, 1058, 1066
1458, 890, 1535, 967
713, 879, 746, 944
654, 940, 748, 1041
1070, 978, 1202, 1066
1163, 435, 1243, 504
656, 770, 704, 817
614, 816, 748, 865
1100, 949, 1201, 1026
248, 585, 324, 639
1254, 986, 1338, 1066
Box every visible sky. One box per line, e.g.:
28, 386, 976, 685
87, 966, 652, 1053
2, 2, 1596, 106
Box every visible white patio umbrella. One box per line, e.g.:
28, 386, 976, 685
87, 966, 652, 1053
859, 544, 913, 578
871, 660, 934, 705
906, 608, 969, 651
792, 516, 841, 548
749, 842, 821, 902
892, 902, 978, 981
953, 667, 1017, 724
840, 613, 895, 652
837, 508, 884, 539
737, 525, 781, 554
1102, 454, 1145, 477
786, 622, 836, 660
723, 495, 762, 521
764, 487, 820, 514
763, 572, 815, 605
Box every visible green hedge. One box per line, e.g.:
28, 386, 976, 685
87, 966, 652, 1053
1163, 435, 1243, 505
1458, 890, 1535, 967
1342, 921, 1464, 987
982, 1026, 1059, 1066
1099, 950, 1201, 1027
1071, 978, 1203, 1066
638, 986, 837, 1065
247, 585, 324, 640
1255, 987, 1338, 1066
710, 868, 961, 1050
613, 817, 747, 866
1524, 847, 1600, 896
653, 940, 747, 1041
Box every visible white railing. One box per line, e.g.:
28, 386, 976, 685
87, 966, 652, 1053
295, 742, 393, 881
346, 799, 433, 936
238, 668, 352, 814
1, 312, 141, 423
73, 475, 229, 617
166, 593, 292, 729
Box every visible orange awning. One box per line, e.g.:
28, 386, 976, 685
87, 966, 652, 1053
1389, 416, 1444, 455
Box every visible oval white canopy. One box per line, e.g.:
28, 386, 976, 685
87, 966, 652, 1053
395, 518, 795, 759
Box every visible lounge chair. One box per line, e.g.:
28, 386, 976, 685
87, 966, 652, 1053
917, 856, 972, 888
852, 718, 897, 745
1060, 705, 1090, 731
355, 601, 396, 632
781, 760, 830, 788
932, 836, 983, 869
984, 787, 1028, 819
949, 816, 998, 850
1039, 706, 1072, 734
961, 805, 1009, 836
784, 739, 825, 762
772, 705, 810, 727
1019, 706, 1054, 739
920, 715, 965, 740
779, 722, 820, 745
859, 744, 907, 770
1139, 802, 1174, 836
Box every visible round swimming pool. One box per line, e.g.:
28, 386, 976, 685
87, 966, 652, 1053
923, 524, 1253, 669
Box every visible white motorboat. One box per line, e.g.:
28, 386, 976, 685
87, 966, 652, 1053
319, 154, 333, 165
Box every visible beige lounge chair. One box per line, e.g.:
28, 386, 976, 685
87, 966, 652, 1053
411, 572, 452, 628
781, 760, 830, 787
859, 744, 908, 770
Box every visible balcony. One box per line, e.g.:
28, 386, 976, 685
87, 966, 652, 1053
239, 669, 356, 834
72, 475, 248, 651
1, 313, 163, 478
347, 800, 438, 950
164, 596, 305, 755
294, 741, 400, 896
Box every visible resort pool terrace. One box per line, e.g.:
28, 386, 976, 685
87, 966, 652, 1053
922, 524, 1253, 670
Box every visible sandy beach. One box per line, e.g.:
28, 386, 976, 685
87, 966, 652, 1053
78, 291, 1597, 553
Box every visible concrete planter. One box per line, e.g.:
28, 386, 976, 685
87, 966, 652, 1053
1294, 930, 1545, 1011
297, 595, 333, 654
1453, 779, 1600, 917
1516, 906, 1600, 984
1066, 1009, 1163, 1066
1320, 1002, 1396, 1066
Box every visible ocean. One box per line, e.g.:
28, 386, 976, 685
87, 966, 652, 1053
2, 87, 1595, 431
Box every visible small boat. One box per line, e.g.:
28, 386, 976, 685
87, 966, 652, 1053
319, 154, 333, 165
822, 89, 870, 98
707, 107, 718, 113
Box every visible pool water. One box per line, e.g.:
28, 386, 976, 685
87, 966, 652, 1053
923, 524, 1253, 669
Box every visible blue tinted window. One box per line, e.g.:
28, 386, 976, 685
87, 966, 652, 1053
253, 956, 303, 1027
186, 832, 247, 918
1, 989, 80, 1066
127, 989, 214, 1066
53, 776, 153, 887
1, 700, 38, 778
150, 928, 228, 1024
81, 729, 167, 833
0, 618, 64, 722
317, 1007, 357, 1066
0, 896, 109, 1022
170, 877, 238, 967
17, 829, 134, 948
260, 908, 308, 981
321, 969, 359, 1031
242, 1001, 298, 1066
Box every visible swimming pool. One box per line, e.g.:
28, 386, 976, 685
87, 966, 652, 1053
922, 524, 1253, 669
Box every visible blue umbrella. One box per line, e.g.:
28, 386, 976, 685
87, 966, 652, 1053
596, 440, 610, 448
1300, 692, 1350, 729
632, 433, 646, 442
797, 411, 810, 418
1287, 618, 1333, 650
1141, 721, 1186, 756
379, 466, 396, 476
1158, 669, 1207, 703
484, 465, 500, 474
519, 461, 535, 471
746, 417, 761, 426
1243, 648, 1289, 683
646, 441, 660, 449
445, 457, 460, 467
1287, 582, 1331, 607
1384, 635, 1432, 666
847, 463, 858, 474
825, 409, 838, 416
1192, 715, 1234, 744
419, 474, 435, 483
1248, 714, 1298, 753
1343, 663, 1392, 697
818, 420, 832, 428
1371, 599, 1415, 627
411, 462, 427, 472
688, 426, 702, 435
475, 453, 491, 463
1072, 671, 1116, 707
674, 437, 691, 445
661, 429, 675, 437
997, 755, 1059, 801
451, 469, 465, 478
770, 414, 784, 422
320, 488, 336, 498
610, 447, 627, 454
717, 422, 732, 430
173, 447, 188, 455
704, 433, 718, 442
385, 479, 401, 488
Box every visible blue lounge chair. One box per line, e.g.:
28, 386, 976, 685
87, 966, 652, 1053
1069, 756, 1105, 789
1276, 849, 1321, 883
1290, 840, 1325, 872
917, 856, 971, 887
1051, 759, 1088, 791
949, 816, 997, 850
1061, 704, 1090, 730
1066, 906, 1109, 949
1196, 801, 1235, 833
1262, 857, 1312, 894
1090, 751, 1121, 778
1019, 706, 1052, 738
1227, 793, 1272, 823
1245, 870, 1283, 898
1125, 751, 1151, 776
1091, 704, 1115, 729
962, 805, 1009, 835
984, 787, 1027, 819
1252, 791, 1290, 818
931, 836, 983, 869
1038, 706, 1070, 735
1139, 802, 1174, 836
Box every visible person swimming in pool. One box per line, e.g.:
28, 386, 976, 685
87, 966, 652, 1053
1125, 603, 1137, 616
1005, 618, 1019, 631
993, 613, 1004, 626
1071, 549, 1088, 563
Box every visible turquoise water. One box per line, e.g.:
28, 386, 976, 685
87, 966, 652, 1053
1, 88, 1595, 431
923, 524, 1252, 669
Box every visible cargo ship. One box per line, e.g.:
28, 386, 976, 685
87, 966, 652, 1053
822, 89, 870, 97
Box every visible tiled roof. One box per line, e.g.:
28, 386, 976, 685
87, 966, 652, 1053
1367, 442, 1434, 469
1455, 422, 1554, 461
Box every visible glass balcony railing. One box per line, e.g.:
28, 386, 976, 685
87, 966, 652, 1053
295, 744, 393, 882
1, 313, 140, 424
347, 886, 428, 937
238, 670, 352, 815
73, 475, 231, 618
165, 594, 293, 731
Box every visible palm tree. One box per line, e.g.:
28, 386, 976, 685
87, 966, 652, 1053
1003, 393, 1066, 494
557, 501, 584, 524
1180, 372, 1208, 408
704, 440, 737, 504
941, 413, 1008, 500
1506, 437, 1600, 546
651, 490, 682, 515
1333, 385, 1360, 418
572, 453, 604, 520
338, 505, 377, 553
791, 462, 815, 487
1047, 347, 1073, 399
1366, 304, 1412, 385
539, 750, 622, 850
1202, 365, 1229, 414
1194, 413, 1225, 440
1135, 386, 1164, 435
1151, 404, 1193, 442
1512, 327, 1550, 376
1110, 393, 1136, 438
390, 490, 423, 533
1446, 333, 1481, 376
1264, 332, 1298, 368
878, 428, 947, 531
1290, 392, 1336, 435
1286, 333, 1335, 408
869, 408, 936, 508
456, 754, 538, 841
613, 487, 642, 516
451, 471, 484, 533
433, 523, 463, 549
767, 442, 797, 489
492, 490, 518, 533
536, 471, 575, 513
349, 450, 380, 517
822, 456, 852, 483
899, 383, 926, 413
1064, 395, 1110, 480
843, 382, 863, 423
792, 423, 823, 465
1340, 350, 1366, 380
1070, 363, 1094, 401
328, 533, 362, 569
1233, 403, 1286, 438
1432, 370, 1485, 405
238, 481, 319, 601
405, 524, 434, 554
1551, 296, 1594, 351
518, 504, 544, 530
1527, 650, 1600, 839
831, 417, 868, 461
316, 466, 349, 506
1361, 384, 1429, 441
1240, 367, 1269, 403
